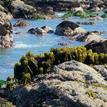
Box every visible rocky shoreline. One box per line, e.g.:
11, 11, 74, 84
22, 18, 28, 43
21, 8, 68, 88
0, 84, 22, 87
0, 0, 107, 107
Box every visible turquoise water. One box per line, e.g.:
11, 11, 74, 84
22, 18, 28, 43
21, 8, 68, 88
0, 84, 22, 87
0, 17, 107, 80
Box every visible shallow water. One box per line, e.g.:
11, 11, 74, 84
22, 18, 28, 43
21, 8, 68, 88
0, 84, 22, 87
0, 17, 107, 80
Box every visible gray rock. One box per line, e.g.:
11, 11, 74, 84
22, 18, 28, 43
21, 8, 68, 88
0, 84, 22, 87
94, 65, 107, 80
28, 26, 53, 35
10, 0, 36, 19
0, 21, 13, 48
11, 60, 107, 107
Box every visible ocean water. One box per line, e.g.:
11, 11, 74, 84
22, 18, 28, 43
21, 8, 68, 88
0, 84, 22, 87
0, 17, 107, 80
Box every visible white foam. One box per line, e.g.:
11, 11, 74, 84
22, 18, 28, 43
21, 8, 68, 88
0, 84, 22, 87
14, 42, 50, 49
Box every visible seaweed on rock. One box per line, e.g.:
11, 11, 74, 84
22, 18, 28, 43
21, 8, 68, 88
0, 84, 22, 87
14, 46, 107, 84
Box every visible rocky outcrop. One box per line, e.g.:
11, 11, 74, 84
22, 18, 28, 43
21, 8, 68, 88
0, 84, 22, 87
55, 21, 86, 36
10, 0, 37, 19
85, 40, 107, 53
11, 60, 107, 107
0, 5, 12, 21
28, 26, 54, 35
0, 21, 13, 48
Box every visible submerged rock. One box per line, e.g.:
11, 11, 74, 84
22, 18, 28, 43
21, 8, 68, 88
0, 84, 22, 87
77, 21, 95, 25
85, 40, 107, 53
11, 60, 107, 107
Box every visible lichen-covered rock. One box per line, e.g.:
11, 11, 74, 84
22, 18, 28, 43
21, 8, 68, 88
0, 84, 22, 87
11, 60, 107, 107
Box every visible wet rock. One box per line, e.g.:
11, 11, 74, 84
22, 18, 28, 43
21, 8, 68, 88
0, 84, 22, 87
85, 40, 107, 53
58, 42, 68, 46
90, 16, 103, 21
76, 32, 105, 43
13, 20, 28, 27
28, 27, 47, 35
28, 26, 53, 35
55, 21, 86, 36
41, 26, 54, 33
11, 60, 107, 107
77, 21, 95, 25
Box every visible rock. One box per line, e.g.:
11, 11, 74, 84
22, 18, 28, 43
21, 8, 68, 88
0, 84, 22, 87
0, 21, 13, 48
13, 20, 28, 27
10, 0, 37, 19
41, 26, 54, 33
55, 21, 86, 36
76, 32, 105, 43
28, 27, 47, 35
45, 6, 54, 15
11, 60, 107, 107
85, 40, 107, 53
94, 65, 107, 81
73, 7, 84, 12
0, 5, 12, 22
90, 16, 103, 21
28, 26, 53, 35
77, 21, 95, 25
58, 42, 68, 46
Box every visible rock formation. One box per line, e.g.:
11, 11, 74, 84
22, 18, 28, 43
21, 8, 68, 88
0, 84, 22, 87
11, 60, 107, 107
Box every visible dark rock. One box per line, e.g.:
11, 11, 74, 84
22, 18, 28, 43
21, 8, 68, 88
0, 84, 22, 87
55, 21, 86, 36
85, 40, 107, 53
28, 26, 53, 35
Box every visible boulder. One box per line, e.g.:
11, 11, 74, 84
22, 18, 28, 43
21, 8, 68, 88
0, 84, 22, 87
13, 20, 28, 27
11, 60, 107, 107
0, 21, 13, 48
10, 0, 37, 19
85, 40, 107, 53
55, 21, 86, 36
